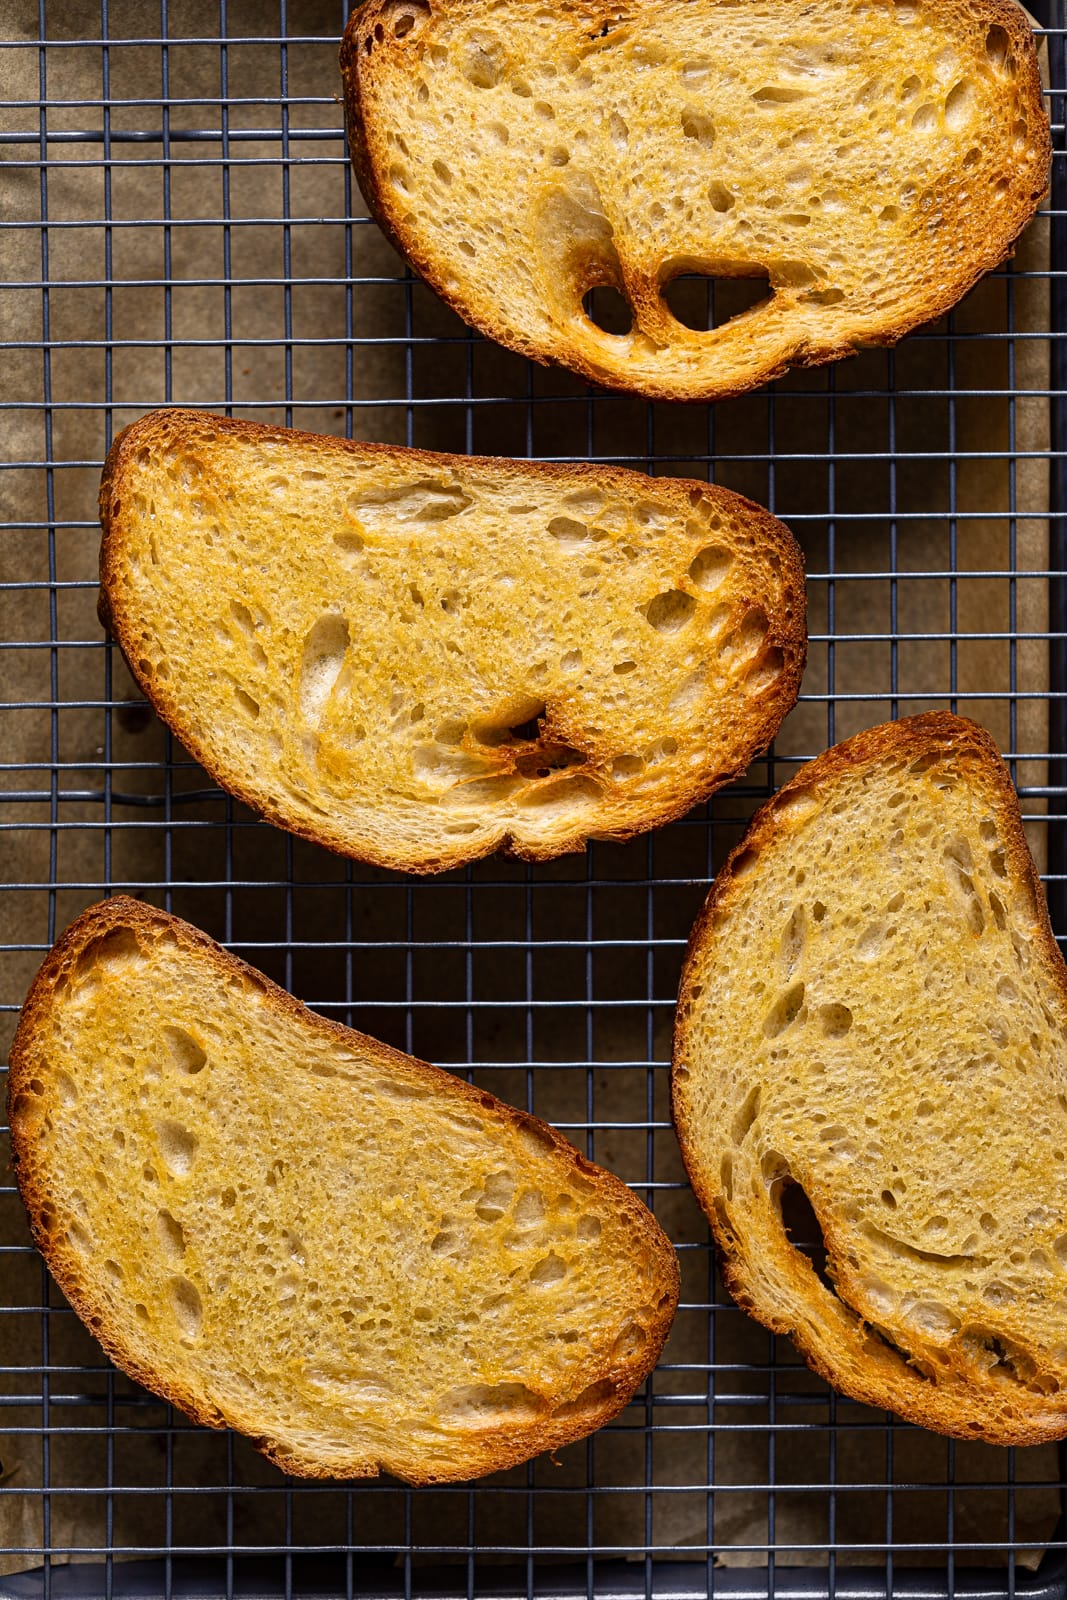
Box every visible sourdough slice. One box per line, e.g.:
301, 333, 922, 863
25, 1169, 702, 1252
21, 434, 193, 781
10, 898, 679, 1483
673, 713, 1067, 1446
340, 0, 1050, 405
99, 410, 805, 873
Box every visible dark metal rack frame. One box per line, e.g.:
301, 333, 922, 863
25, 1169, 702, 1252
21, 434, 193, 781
3, 0, 1067, 1594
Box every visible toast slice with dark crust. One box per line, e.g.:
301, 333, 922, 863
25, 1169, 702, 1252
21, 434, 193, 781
99, 409, 805, 874
673, 714, 1067, 1445
10, 898, 679, 1483
340, 0, 1050, 404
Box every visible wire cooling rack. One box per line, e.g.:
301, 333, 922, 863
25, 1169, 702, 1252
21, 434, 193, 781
3, 0, 1067, 1594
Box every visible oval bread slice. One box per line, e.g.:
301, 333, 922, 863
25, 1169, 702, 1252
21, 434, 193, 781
99, 410, 805, 873
10, 898, 680, 1483
674, 713, 1067, 1445
341, 0, 1050, 404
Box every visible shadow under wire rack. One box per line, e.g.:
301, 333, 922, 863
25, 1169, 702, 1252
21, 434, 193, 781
4, 0, 1067, 1594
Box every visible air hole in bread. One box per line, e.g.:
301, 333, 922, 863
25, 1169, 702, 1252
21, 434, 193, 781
612, 1320, 648, 1360
432, 717, 465, 746
944, 79, 975, 130
530, 1251, 567, 1286
474, 700, 545, 746
779, 906, 806, 978
157, 1209, 187, 1260
961, 1328, 1054, 1393
299, 614, 349, 725
731, 846, 759, 878
515, 742, 587, 779
554, 1377, 615, 1418
817, 1002, 853, 1039
688, 544, 732, 592
612, 754, 644, 781
764, 981, 805, 1038
647, 736, 679, 765
730, 1085, 761, 1146
513, 1189, 546, 1227
459, 30, 505, 87
745, 647, 785, 696
228, 600, 256, 637
774, 790, 819, 831
777, 1174, 835, 1295
856, 921, 886, 961
753, 84, 810, 105
943, 839, 985, 935
547, 516, 595, 546
680, 108, 715, 147
722, 606, 770, 666
661, 272, 771, 333
474, 1170, 514, 1221
66, 1218, 92, 1253
516, 774, 600, 809
355, 479, 472, 525
75, 927, 142, 981
582, 285, 633, 336
668, 667, 705, 714
155, 1120, 197, 1178
985, 25, 1012, 74
163, 1025, 206, 1075
168, 1274, 202, 1342
441, 1381, 544, 1424
54, 1071, 78, 1106
644, 589, 696, 634
387, 0, 429, 38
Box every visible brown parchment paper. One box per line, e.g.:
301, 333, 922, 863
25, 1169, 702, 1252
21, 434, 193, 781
0, 0, 1059, 1576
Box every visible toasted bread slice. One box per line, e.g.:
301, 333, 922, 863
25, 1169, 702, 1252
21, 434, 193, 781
99, 410, 805, 873
673, 713, 1067, 1446
340, 0, 1050, 404
10, 898, 679, 1483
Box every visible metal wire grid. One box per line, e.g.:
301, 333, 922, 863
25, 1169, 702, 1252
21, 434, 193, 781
2, 0, 1067, 1591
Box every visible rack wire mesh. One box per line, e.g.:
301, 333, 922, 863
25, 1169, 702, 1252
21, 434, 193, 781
3, 0, 1067, 1593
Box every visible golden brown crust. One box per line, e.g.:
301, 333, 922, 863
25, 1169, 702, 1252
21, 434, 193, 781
99, 408, 807, 874
10, 896, 680, 1483
340, 0, 1051, 405
672, 713, 1067, 1446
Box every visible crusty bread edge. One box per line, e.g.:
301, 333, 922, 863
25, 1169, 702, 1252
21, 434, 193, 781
98, 407, 807, 874
671, 712, 1067, 1446
9, 895, 680, 1483
339, 0, 1052, 406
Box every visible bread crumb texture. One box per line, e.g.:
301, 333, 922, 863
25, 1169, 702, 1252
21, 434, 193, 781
674, 714, 1067, 1446
10, 899, 679, 1482
341, 0, 1051, 402
100, 410, 805, 872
